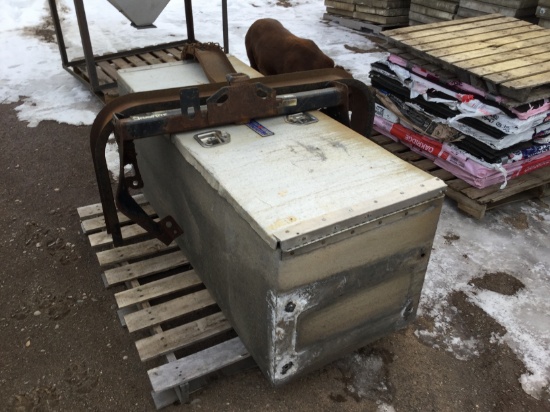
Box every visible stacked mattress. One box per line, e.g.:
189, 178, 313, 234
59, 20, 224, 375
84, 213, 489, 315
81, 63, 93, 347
370, 16, 550, 189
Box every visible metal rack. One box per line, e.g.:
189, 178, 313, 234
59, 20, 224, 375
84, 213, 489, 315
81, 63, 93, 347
47, 0, 229, 101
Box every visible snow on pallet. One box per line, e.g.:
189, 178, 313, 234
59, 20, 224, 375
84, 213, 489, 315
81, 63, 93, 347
369, 133, 550, 219
77, 197, 254, 409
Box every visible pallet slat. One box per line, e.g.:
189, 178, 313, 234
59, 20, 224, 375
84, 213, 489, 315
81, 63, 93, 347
322, 13, 405, 34
441, 36, 550, 64
114, 270, 203, 308
77, 194, 147, 219
402, 20, 532, 46
126, 55, 148, 67
97, 238, 178, 267
385, 13, 502, 35
124, 288, 217, 333
81, 204, 157, 233
88, 220, 158, 248
165, 48, 182, 58
151, 50, 179, 63
140, 52, 162, 65
457, 44, 550, 70
431, 32, 550, 60
103, 250, 189, 286
136, 312, 232, 361
148, 337, 250, 393
413, 26, 543, 53
97, 61, 119, 81
110, 58, 133, 69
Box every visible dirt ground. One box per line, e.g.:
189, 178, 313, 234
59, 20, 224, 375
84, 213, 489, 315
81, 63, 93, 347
1, 101, 550, 412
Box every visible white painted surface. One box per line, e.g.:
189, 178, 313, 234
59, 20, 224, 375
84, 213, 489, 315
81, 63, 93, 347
117, 55, 445, 248
117, 56, 262, 95
170, 112, 446, 248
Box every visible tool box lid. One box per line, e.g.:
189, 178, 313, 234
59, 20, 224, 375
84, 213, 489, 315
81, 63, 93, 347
171, 111, 446, 251
117, 58, 262, 95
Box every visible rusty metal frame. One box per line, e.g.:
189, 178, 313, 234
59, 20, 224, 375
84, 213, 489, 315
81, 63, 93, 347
90, 69, 375, 246
47, 0, 230, 100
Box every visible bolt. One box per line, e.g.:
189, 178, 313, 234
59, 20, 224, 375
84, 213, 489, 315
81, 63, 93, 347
281, 362, 293, 375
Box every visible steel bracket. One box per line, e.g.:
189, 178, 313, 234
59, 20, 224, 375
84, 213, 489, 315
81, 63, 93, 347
90, 69, 375, 247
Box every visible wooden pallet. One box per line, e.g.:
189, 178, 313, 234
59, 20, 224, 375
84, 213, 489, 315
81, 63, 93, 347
458, 0, 538, 17
73, 46, 185, 101
383, 13, 550, 102
409, 0, 459, 23
77, 195, 255, 409
369, 133, 550, 219
323, 12, 406, 34
378, 43, 536, 111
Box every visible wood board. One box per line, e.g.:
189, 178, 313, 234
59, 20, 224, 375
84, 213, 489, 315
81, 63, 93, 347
354, 10, 410, 24
383, 14, 550, 102
458, 0, 537, 17
355, 0, 410, 5
410, 2, 457, 20
463, 0, 538, 7
355, 5, 410, 16
324, 0, 356, 12
413, 0, 459, 14
409, 11, 450, 23
323, 13, 407, 36
409, 0, 458, 24
457, 6, 491, 17
77, 197, 255, 409
325, 7, 355, 17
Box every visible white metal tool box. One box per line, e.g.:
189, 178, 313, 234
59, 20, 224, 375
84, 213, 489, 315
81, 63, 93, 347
117, 58, 446, 385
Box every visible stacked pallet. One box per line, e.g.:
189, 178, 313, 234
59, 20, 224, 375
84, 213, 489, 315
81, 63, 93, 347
409, 0, 459, 25
324, 0, 410, 26
456, 0, 538, 19
370, 15, 550, 193
325, 0, 355, 18
537, 0, 550, 28
354, 0, 411, 25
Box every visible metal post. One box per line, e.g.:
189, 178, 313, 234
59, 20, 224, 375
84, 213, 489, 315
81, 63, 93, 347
222, 0, 229, 53
73, 0, 100, 91
184, 0, 196, 42
47, 0, 69, 67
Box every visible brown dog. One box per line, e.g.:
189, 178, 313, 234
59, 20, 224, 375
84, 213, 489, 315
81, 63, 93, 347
245, 18, 337, 75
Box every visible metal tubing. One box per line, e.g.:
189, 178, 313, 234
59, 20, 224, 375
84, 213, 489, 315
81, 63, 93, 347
67, 40, 190, 66
90, 120, 123, 244
73, 0, 100, 91
184, 0, 195, 42
115, 87, 346, 140
47, 0, 69, 67
222, 0, 229, 53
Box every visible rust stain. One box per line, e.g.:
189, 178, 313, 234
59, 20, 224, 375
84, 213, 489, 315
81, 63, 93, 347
268, 216, 298, 231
